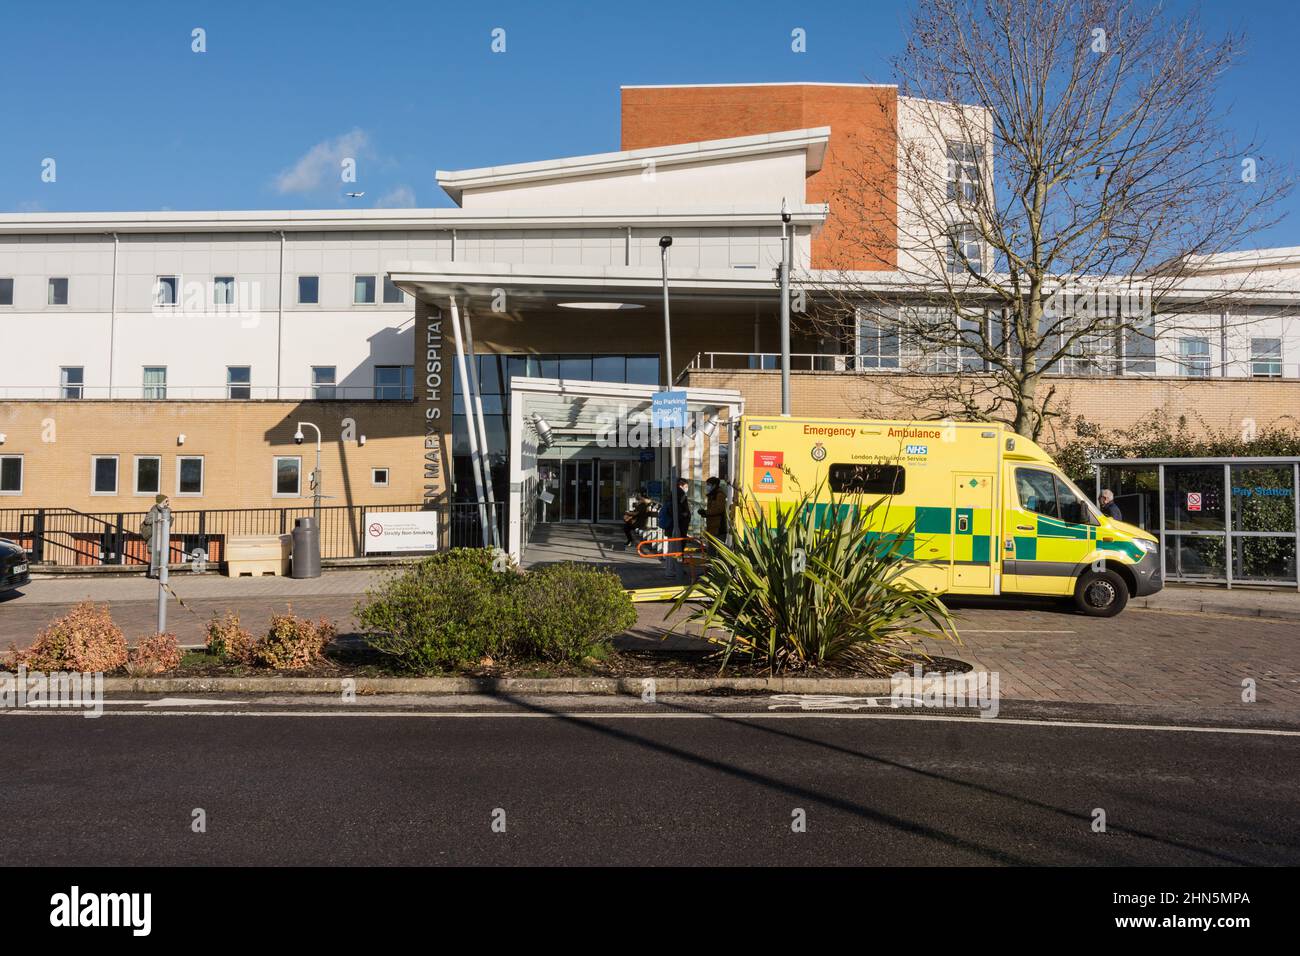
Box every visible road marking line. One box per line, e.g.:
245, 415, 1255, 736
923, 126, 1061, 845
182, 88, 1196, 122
5, 709, 1299, 736
958, 629, 1076, 634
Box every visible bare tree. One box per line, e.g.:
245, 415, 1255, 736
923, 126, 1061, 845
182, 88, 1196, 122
816, 0, 1292, 439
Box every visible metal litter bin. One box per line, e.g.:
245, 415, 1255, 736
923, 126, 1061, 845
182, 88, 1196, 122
291, 516, 321, 579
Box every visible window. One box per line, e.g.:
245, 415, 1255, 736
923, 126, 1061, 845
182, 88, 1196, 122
856, 309, 902, 369
298, 275, 319, 304
828, 463, 906, 495
0, 455, 22, 494
353, 275, 376, 304
0, 277, 15, 305
382, 276, 404, 304
1179, 337, 1211, 377
624, 355, 660, 386
372, 467, 390, 487
946, 141, 982, 204
311, 366, 336, 400
374, 365, 414, 400
227, 365, 251, 399
177, 456, 204, 496
1015, 467, 1096, 525
91, 455, 119, 495
592, 356, 626, 382
1122, 316, 1157, 375
947, 224, 982, 274
1016, 468, 1059, 519
154, 275, 179, 307
274, 456, 301, 497
1054, 477, 1089, 525
60, 366, 84, 399
213, 276, 235, 306
134, 456, 161, 495
1251, 337, 1282, 378
48, 277, 69, 305
143, 366, 167, 399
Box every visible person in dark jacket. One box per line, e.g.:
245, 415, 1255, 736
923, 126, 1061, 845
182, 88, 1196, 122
623, 491, 652, 545
698, 476, 728, 542
1099, 489, 1123, 521
673, 478, 691, 540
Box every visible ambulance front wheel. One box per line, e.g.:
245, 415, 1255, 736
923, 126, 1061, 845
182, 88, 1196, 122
1072, 569, 1128, 617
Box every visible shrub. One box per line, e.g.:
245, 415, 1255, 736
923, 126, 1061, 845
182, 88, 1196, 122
17, 602, 128, 673
355, 549, 517, 672
674, 485, 958, 674
254, 612, 335, 670
512, 563, 636, 663
205, 611, 257, 664
127, 633, 183, 676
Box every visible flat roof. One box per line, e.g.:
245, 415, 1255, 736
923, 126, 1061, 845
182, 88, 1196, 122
0, 203, 829, 235
620, 81, 896, 89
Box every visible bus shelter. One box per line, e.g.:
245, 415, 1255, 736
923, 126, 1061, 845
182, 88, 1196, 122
1093, 456, 1300, 589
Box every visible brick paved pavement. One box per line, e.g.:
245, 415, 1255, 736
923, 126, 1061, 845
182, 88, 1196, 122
3, 570, 1297, 714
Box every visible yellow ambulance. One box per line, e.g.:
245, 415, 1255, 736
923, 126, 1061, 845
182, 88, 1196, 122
734, 416, 1162, 616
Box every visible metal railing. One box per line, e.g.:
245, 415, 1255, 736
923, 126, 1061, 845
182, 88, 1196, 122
0, 502, 502, 569
685, 351, 1300, 379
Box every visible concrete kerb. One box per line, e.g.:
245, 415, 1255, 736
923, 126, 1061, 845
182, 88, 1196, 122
1133, 595, 1300, 623
101, 675, 898, 695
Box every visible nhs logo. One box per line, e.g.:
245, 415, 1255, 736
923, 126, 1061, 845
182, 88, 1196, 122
905, 444, 929, 455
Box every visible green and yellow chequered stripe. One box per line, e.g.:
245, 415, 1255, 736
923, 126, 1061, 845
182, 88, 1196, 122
747, 501, 995, 565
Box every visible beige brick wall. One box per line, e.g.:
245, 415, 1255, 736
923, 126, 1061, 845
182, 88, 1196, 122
681, 369, 1300, 450
0, 399, 424, 514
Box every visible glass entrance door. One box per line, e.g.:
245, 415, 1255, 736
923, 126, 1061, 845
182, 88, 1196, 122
597, 460, 632, 522
563, 460, 594, 521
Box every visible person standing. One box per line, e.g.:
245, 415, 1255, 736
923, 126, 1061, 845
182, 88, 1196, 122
1099, 489, 1123, 521
698, 476, 728, 543
673, 477, 692, 540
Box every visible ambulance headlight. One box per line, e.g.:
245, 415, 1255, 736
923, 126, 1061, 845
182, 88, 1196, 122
1135, 539, 1157, 554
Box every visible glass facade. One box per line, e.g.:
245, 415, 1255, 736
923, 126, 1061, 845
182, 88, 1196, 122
450, 352, 659, 501
1099, 459, 1298, 585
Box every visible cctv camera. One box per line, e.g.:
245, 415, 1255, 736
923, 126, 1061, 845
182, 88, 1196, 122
293, 429, 304, 445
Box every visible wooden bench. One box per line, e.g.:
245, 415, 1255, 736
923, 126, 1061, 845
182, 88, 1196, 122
225, 534, 292, 577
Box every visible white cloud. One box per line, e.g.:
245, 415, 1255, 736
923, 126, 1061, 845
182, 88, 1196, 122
273, 129, 369, 195
374, 185, 417, 208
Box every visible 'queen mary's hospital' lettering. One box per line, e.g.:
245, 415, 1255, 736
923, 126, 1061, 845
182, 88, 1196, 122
423, 315, 445, 505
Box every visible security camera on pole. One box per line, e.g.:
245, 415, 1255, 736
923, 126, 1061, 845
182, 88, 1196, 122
292, 422, 324, 579
294, 422, 322, 526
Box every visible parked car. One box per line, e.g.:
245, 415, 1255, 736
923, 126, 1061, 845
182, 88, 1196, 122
0, 537, 31, 594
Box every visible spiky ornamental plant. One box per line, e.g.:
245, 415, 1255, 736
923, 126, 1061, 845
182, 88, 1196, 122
672, 483, 959, 675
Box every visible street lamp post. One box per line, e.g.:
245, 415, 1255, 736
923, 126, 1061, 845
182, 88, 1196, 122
295, 421, 323, 526
779, 198, 793, 417
659, 235, 680, 578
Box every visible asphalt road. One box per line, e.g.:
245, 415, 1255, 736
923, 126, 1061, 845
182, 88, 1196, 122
2, 699, 1296, 865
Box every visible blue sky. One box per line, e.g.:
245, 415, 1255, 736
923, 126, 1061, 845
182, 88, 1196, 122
2, 0, 1296, 246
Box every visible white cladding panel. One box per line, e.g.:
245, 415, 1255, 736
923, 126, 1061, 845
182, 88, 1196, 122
457, 151, 810, 210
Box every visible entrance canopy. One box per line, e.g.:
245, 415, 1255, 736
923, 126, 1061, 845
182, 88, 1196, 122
506, 377, 743, 561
